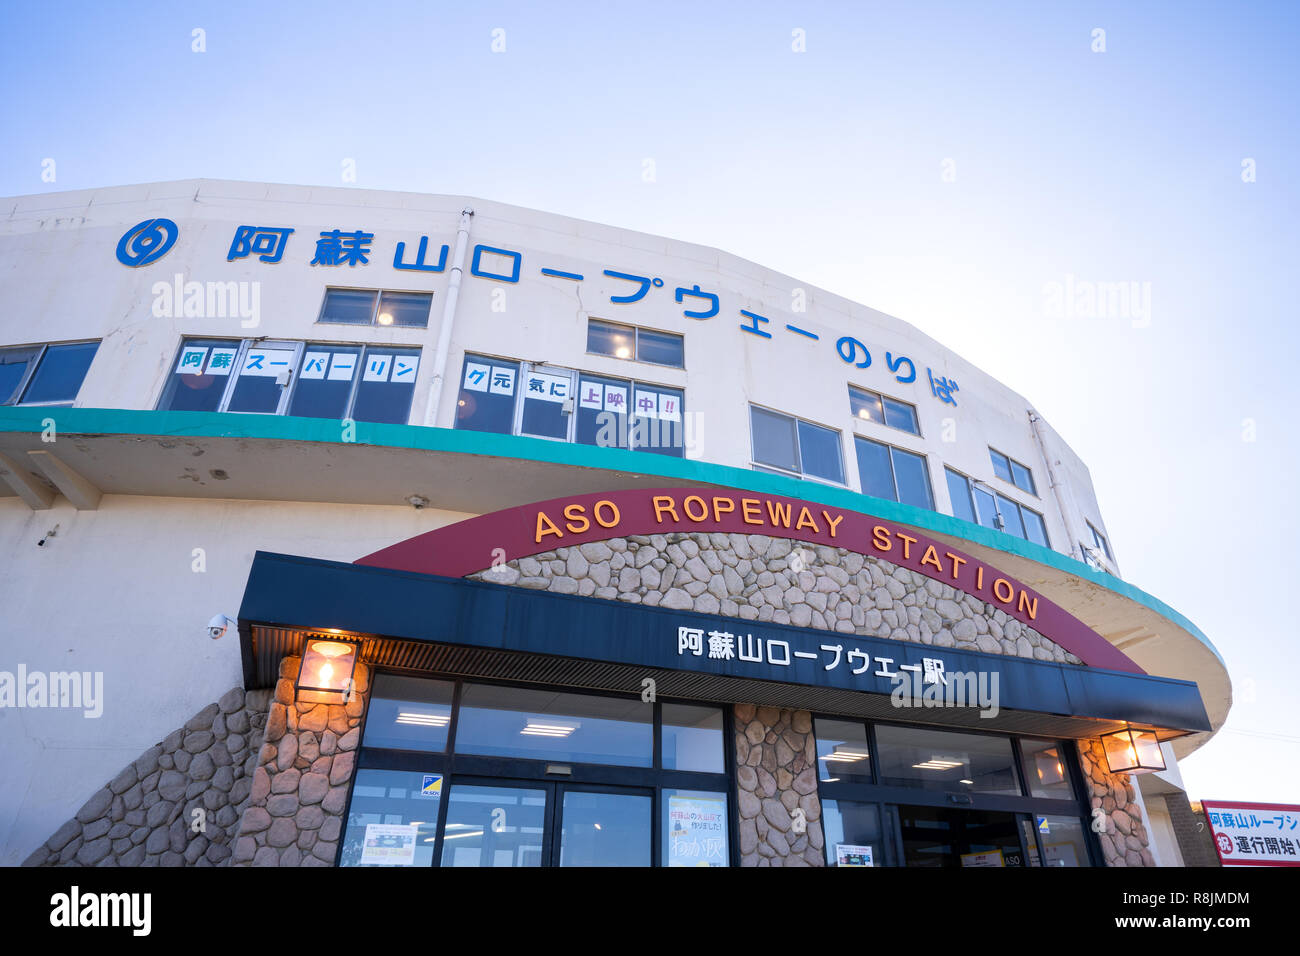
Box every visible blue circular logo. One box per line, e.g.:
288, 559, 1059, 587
116, 218, 179, 267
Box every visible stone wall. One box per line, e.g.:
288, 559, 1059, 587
23, 686, 271, 867
470, 532, 1081, 665
230, 655, 370, 867
1164, 792, 1221, 867
734, 704, 824, 866
1077, 738, 1156, 867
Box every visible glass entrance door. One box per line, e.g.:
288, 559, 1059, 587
437, 778, 652, 868
895, 806, 1028, 868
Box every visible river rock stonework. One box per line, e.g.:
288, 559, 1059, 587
469, 532, 1081, 664
1078, 738, 1156, 867
22, 687, 272, 867
734, 704, 824, 866
230, 655, 370, 867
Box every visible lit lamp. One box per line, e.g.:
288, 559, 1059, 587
295, 637, 360, 704
1100, 728, 1166, 774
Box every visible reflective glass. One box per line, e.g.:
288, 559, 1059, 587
441, 784, 546, 867
559, 790, 651, 866
882, 396, 920, 435
21, 342, 99, 404
946, 469, 976, 524
338, 769, 441, 867
891, 447, 933, 510
997, 494, 1026, 538
0, 347, 39, 404
822, 800, 883, 867
797, 420, 843, 483
454, 685, 652, 766
855, 437, 895, 500
157, 340, 234, 412
360, 675, 454, 752
1038, 815, 1091, 867
455, 355, 518, 434
815, 718, 872, 784
751, 406, 798, 473
1010, 460, 1036, 494
661, 704, 724, 773
849, 387, 884, 425
586, 319, 636, 359
319, 288, 377, 324
288, 345, 361, 420
1023, 509, 1049, 548
636, 327, 684, 367
974, 485, 999, 528
376, 291, 431, 328
1021, 739, 1074, 800
351, 348, 419, 424
575, 374, 630, 448
875, 725, 1020, 795
519, 368, 571, 439
633, 385, 685, 458
990, 449, 1013, 483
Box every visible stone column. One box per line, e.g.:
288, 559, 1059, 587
734, 704, 824, 866
1078, 738, 1156, 867
231, 655, 371, 867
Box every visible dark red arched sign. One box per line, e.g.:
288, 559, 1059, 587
356, 487, 1141, 673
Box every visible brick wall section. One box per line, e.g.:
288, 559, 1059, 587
230, 655, 371, 867
1164, 791, 1222, 867
1077, 738, 1156, 866
734, 704, 825, 866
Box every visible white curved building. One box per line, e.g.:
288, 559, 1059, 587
0, 180, 1228, 868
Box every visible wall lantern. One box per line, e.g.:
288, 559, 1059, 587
1100, 728, 1166, 774
295, 636, 361, 704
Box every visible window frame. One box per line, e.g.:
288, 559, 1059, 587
848, 384, 921, 437
988, 447, 1038, 496
945, 466, 1050, 548
586, 317, 685, 369
1087, 521, 1112, 561
0, 340, 101, 408
748, 404, 846, 485
853, 435, 934, 509
316, 286, 434, 329
344, 671, 735, 868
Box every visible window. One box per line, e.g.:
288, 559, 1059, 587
749, 406, 844, 483
455, 354, 686, 457
587, 319, 684, 368
945, 467, 1049, 547
661, 704, 725, 773
989, 448, 1037, 495
849, 386, 920, 435
1020, 739, 1073, 800
318, 288, 432, 328
360, 676, 455, 752
0, 342, 99, 406
874, 725, 1021, 795
815, 718, 872, 784
854, 437, 934, 509
1085, 521, 1113, 563
158, 338, 421, 424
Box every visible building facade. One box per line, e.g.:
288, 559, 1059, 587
0, 179, 1229, 867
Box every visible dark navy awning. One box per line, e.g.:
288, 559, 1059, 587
237, 551, 1212, 739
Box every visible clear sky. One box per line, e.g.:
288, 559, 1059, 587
2, 1, 1297, 803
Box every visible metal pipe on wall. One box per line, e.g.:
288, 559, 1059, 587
422, 206, 475, 427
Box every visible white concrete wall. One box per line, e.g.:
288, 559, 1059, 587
0, 179, 1108, 561
0, 493, 468, 865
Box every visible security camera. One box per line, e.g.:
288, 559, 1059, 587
207, 614, 237, 640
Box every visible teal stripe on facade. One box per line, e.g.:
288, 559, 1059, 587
0, 405, 1224, 669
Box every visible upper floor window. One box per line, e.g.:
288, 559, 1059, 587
1083, 521, 1113, 567
750, 406, 844, 483
0, 341, 99, 407
849, 386, 920, 436
989, 448, 1037, 495
587, 319, 684, 368
158, 337, 419, 424
945, 467, 1049, 548
455, 353, 685, 457
854, 436, 934, 509
318, 288, 432, 328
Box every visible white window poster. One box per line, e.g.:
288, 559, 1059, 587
835, 843, 874, 867
463, 361, 490, 392
666, 793, 727, 867
358, 823, 418, 866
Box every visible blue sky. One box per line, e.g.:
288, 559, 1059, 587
2, 1, 1297, 803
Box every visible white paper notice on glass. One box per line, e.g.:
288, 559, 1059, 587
658, 392, 682, 422
359, 823, 418, 866
176, 346, 208, 375
205, 348, 238, 376
328, 353, 358, 382
488, 367, 515, 395
578, 380, 604, 410
363, 354, 393, 383
527, 373, 569, 403
835, 844, 874, 867
391, 355, 419, 382
463, 362, 490, 392
300, 351, 331, 380
633, 389, 660, 419
242, 348, 296, 377
603, 384, 627, 414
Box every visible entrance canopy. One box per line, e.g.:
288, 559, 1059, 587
238, 551, 1211, 743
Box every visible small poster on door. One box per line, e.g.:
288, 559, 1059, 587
359, 823, 418, 866
666, 794, 727, 867
835, 843, 874, 867
959, 848, 1006, 867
